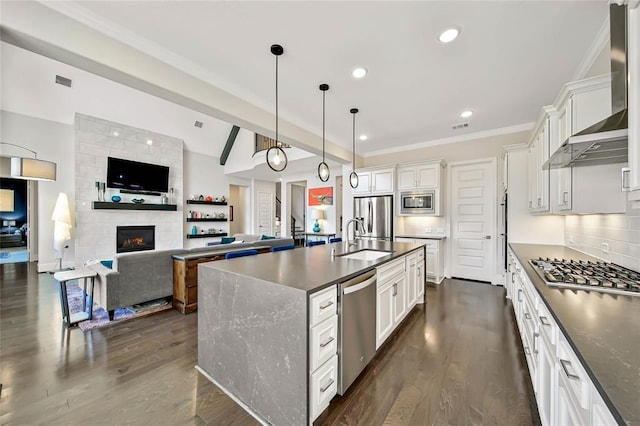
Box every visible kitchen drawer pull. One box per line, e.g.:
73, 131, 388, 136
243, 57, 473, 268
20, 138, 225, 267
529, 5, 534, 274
320, 337, 335, 348
563, 191, 569, 203
539, 315, 551, 326
622, 167, 631, 191
524, 346, 531, 356
518, 289, 523, 302
320, 378, 335, 393
537, 197, 542, 206
533, 332, 539, 354
319, 301, 334, 310
524, 312, 532, 320
560, 359, 580, 381
393, 283, 398, 296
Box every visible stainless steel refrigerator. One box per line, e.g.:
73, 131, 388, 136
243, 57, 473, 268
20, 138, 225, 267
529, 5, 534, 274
353, 195, 393, 241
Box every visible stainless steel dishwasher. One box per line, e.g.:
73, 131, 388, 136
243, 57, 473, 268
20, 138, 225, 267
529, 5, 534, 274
338, 269, 377, 395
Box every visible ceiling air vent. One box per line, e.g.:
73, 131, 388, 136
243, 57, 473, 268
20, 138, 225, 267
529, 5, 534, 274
194, 120, 203, 128
451, 122, 469, 130
55, 75, 72, 87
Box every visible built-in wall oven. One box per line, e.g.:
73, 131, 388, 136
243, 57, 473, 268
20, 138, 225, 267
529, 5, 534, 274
400, 190, 436, 215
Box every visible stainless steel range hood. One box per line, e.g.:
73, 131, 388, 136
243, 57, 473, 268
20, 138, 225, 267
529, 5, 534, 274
544, 3, 628, 169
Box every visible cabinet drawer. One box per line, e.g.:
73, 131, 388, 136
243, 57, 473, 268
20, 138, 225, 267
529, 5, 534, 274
558, 335, 590, 410
309, 285, 337, 327
310, 315, 338, 372
423, 240, 439, 250
310, 355, 338, 421
377, 258, 405, 283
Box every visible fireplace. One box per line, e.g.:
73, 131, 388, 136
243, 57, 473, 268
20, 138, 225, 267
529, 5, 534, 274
116, 226, 155, 253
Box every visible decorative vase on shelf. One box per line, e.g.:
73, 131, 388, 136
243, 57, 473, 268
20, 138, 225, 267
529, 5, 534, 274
191, 225, 197, 235
313, 220, 320, 233
111, 195, 121, 203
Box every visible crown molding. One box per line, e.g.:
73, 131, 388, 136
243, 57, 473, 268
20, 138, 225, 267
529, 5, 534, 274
363, 122, 534, 158
572, 15, 610, 80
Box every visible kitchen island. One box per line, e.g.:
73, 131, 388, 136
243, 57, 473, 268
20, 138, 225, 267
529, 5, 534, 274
196, 240, 424, 425
509, 244, 640, 426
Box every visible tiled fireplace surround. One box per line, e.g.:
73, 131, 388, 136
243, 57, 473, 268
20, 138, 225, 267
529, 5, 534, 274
74, 114, 183, 266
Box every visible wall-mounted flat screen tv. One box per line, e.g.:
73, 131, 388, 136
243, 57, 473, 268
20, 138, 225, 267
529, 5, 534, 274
107, 157, 169, 195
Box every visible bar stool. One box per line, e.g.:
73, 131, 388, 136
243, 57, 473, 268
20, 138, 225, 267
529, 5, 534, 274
272, 244, 295, 252
307, 240, 326, 247
329, 237, 342, 243
53, 268, 97, 327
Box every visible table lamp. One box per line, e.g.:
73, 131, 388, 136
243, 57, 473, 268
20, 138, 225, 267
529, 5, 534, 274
312, 209, 325, 233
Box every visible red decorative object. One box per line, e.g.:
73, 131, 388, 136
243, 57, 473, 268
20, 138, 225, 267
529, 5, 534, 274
205, 196, 213, 202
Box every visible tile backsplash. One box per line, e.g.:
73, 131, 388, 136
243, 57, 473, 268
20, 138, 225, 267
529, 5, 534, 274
396, 216, 447, 237
565, 201, 640, 272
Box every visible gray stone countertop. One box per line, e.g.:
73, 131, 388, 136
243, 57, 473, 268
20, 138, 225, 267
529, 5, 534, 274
509, 243, 640, 426
396, 234, 446, 240
199, 240, 424, 294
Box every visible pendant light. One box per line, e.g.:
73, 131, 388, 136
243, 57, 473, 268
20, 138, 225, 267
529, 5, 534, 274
318, 83, 330, 182
266, 44, 288, 172
0, 142, 57, 181
349, 108, 359, 188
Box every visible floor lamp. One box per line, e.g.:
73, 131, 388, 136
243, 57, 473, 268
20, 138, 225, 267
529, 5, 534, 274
52, 193, 72, 271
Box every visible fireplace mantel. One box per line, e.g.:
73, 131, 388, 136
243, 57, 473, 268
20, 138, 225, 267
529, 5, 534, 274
92, 202, 177, 211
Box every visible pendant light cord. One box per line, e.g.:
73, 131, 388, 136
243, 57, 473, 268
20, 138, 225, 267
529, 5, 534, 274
352, 112, 356, 169
322, 90, 326, 163
275, 54, 279, 149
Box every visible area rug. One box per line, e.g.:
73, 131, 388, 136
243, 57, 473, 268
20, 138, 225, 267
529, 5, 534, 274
0, 250, 29, 264
66, 284, 172, 331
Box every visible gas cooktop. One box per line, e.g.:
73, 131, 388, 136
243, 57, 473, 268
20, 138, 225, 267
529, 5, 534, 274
529, 257, 640, 297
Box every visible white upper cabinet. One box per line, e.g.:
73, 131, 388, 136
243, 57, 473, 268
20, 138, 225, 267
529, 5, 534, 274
628, 1, 640, 207
548, 76, 627, 214
527, 111, 551, 213
353, 167, 394, 195
397, 161, 444, 190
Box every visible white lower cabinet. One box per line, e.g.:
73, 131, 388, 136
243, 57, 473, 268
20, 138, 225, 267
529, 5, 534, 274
407, 253, 418, 308
309, 285, 338, 422
416, 253, 425, 303
376, 256, 410, 349
506, 247, 618, 426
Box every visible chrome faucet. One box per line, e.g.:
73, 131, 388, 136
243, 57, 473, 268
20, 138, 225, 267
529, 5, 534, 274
345, 218, 364, 246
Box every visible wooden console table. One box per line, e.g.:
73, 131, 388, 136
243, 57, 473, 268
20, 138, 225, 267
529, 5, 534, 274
172, 245, 271, 314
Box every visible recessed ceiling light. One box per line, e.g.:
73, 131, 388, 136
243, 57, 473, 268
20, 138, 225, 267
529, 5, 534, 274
359, 134, 368, 141
439, 27, 460, 43
352, 67, 367, 79
146, 139, 153, 145
112, 131, 119, 137
460, 110, 473, 118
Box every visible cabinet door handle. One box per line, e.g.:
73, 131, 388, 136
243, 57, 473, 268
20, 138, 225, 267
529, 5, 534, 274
393, 283, 398, 296
319, 301, 334, 310
524, 346, 531, 356
320, 336, 335, 348
518, 289, 523, 302
537, 197, 542, 207
320, 378, 335, 393
622, 167, 631, 192
560, 359, 580, 381
533, 332, 539, 354
524, 312, 532, 320
563, 191, 569, 203
529, 201, 533, 209
539, 315, 551, 326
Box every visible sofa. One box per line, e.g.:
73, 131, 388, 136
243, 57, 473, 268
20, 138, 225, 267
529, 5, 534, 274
87, 235, 294, 318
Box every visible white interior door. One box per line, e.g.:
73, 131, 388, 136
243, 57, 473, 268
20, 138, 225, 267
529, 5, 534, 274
257, 191, 273, 236
449, 159, 496, 282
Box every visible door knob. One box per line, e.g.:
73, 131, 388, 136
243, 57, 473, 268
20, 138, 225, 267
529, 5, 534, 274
485, 235, 491, 239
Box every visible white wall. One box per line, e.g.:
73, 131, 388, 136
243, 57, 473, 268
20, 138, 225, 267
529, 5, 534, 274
1, 110, 75, 270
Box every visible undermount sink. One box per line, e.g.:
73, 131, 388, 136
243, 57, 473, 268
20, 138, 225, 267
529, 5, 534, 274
338, 249, 393, 261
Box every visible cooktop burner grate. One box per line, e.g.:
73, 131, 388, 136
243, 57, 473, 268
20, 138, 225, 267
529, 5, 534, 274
529, 257, 640, 297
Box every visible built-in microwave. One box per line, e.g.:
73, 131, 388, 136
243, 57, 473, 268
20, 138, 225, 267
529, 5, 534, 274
400, 190, 436, 215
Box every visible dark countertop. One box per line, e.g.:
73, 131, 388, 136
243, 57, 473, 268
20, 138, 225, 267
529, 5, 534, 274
510, 243, 640, 425
396, 235, 446, 240
199, 240, 424, 294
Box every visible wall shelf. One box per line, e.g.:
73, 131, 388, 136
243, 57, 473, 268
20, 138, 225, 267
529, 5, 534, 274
186, 218, 227, 222
92, 202, 177, 211
186, 233, 228, 239
186, 200, 227, 205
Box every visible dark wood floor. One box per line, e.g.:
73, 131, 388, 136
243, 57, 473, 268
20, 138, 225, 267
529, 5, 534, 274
0, 262, 538, 425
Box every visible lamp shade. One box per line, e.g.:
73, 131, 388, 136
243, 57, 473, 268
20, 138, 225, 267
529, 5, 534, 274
11, 157, 57, 181
312, 209, 326, 220
0, 189, 14, 212
52, 192, 72, 252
